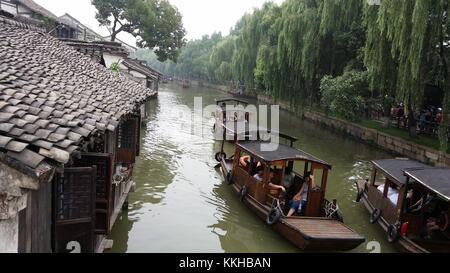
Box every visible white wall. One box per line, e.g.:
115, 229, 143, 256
0, 162, 35, 253
103, 53, 124, 69
0, 215, 18, 253
17, 3, 32, 18
0, 1, 17, 15
129, 70, 146, 79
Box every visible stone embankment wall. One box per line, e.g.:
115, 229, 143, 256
303, 111, 450, 167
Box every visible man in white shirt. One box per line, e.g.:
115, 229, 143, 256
253, 168, 264, 182
378, 183, 399, 205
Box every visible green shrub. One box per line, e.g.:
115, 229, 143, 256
320, 70, 370, 121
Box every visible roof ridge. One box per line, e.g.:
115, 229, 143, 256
16, 0, 59, 20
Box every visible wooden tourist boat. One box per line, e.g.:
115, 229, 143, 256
213, 98, 251, 143
213, 97, 297, 146
218, 140, 365, 251
355, 159, 450, 252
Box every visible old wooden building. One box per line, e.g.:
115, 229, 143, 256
0, 0, 78, 38
58, 13, 104, 42
0, 14, 156, 253
60, 39, 162, 125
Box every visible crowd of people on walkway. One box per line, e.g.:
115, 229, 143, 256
390, 104, 448, 137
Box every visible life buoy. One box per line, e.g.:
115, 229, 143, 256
226, 171, 234, 185
239, 186, 248, 202
266, 207, 282, 225
387, 224, 400, 243
215, 152, 226, 162
240, 156, 250, 167
370, 208, 381, 224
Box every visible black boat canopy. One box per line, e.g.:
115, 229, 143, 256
215, 98, 249, 106
372, 159, 429, 185
222, 123, 298, 146
237, 141, 331, 169
404, 168, 450, 202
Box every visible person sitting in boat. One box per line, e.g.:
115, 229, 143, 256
268, 170, 286, 197
377, 183, 399, 204
283, 166, 295, 190
409, 192, 437, 214
239, 155, 252, 173
425, 203, 450, 239
253, 167, 264, 182
387, 184, 399, 204
287, 172, 316, 217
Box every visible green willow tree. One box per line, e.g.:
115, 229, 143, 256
92, 0, 186, 61
136, 0, 448, 151
365, 0, 449, 151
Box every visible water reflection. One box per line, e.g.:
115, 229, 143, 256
207, 178, 298, 253
105, 210, 135, 253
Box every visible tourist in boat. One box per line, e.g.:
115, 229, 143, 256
409, 192, 438, 214
377, 183, 399, 204
425, 203, 450, 239
268, 170, 286, 196
240, 155, 251, 167
286, 172, 315, 217
283, 166, 295, 189
253, 167, 264, 182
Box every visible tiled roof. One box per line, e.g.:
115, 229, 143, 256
60, 39, 129, 57
122, 59, 159, 80
16, 0, 59, 21
0, 16, 156, 175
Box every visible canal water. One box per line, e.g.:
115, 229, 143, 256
107, 83, 398, 253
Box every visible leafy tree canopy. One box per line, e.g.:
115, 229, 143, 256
92, 0, 186, 62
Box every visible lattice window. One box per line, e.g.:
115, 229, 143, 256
55, 170, 94, 221
117, 118, 136, 149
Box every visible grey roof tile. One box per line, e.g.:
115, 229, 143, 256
23, 123, 39, 134
35, 119, 50, 128
48, 133, 66, 142
54, 127, 70, 135
5, 140, 28, 153
0, 123, 15, 133
38, 147, 70, 163
1, 17, 156, 171
0, 112, 15, 122
7, 149, 45, 169
9, 127, 24, 136
0, 135, 13, 148
72, 126, 90, 137
33, 140, 54, 150
35, 129, 52, 139
17, 134, 38, 143
55, 139, 73, 149
10, 118, 29, 128
67, 132, 82, 142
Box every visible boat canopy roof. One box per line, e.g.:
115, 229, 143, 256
372, 159, 429, 185
215, 97, 249, 106
237, 141, 331, 169
222, 123, 298, 145
404, 168, 450, 202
